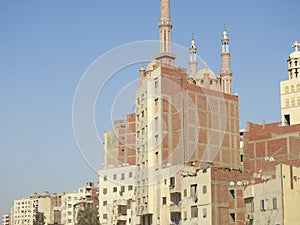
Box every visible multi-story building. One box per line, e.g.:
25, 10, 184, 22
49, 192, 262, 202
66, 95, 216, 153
104, 113, 136, 169
60, 182, 99, 225
2, 214, 10, 225
241, 121, 300, 178
10, 192, 52, 225
98, 166, 137, 225
280, 40, 300, 126
135, 0, 240, 224
243, 164, 300, 225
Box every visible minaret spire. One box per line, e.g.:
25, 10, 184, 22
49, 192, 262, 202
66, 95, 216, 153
155, 0, 176, 66
219, 24, 233, 94
189, 33, 198, 77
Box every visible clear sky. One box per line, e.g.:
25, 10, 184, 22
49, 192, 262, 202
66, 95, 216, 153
0, 0, 299, 218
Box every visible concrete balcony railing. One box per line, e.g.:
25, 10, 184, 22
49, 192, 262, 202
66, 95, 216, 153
170, 204, 181, 213
117, 215, 127, 221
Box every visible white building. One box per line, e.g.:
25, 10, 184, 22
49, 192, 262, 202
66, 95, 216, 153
60, 182, 98, 225
243, 164, 300, 225
280, 40, 300, 126
2, 214, 10, 225
98, 165, 137, 225
10, 192, 52, 225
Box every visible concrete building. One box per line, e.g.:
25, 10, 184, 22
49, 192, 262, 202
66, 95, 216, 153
10, 192, 52, 225
135, 0, 240, 224
241, 121, 300, 178
2, 214, 10, 225
61, 182, 99, 225
98, 166, 137, 225
104, 129, 119, 169
280, 40, 300, 126
243, 164, 300, 225
104, 113, 136, 169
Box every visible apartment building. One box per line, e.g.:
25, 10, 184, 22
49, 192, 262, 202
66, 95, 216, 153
2, 214, 10, 225
10, 192, 52, 225
61, 182, 98, 225
243, 164, 300, 225
98, 165, 137, 225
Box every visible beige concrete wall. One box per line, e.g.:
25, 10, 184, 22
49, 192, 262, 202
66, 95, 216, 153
282, 164, 300, 225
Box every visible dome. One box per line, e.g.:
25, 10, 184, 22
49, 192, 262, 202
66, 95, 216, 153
289, 41, 300, 59
289, 51, 300, 59
193, 67, 217, 80
146, 61, 159, 72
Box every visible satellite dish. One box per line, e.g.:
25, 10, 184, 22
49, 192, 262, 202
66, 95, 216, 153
229, 181, 235, 186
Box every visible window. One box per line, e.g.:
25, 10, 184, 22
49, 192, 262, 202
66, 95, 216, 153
260, 199, 267, 211
273, 197, 277, 209
297, 84, 300, 91
68, 204, 72, 208
297, 97, 300, 106
113, 174, 117, 180
191, 184, 198, 202
202, 185, 207, 194
230, 213, 235, 222
170, 177, 175, 188
285, 99, 290, 108
285, 86, 289, 93
184, 211, 187, 220
128, 185, 133, 191
291, 98, 295, 107
230, 189, 235, 199
113, 187, 117, 192
103, 214, 107, 219
184, 189, 187, 197
291, 85, 295, 92
120, 186, 125, 192
121, 173, 125, 180
154, 98, 158, 106
103, 188, 107, 194
129, 172, 133, 178
162, 197, 167, 205
155, 81, 158, 88
103, 201, 107, 206
203, 208, 207, 218
191, 206, 198, 218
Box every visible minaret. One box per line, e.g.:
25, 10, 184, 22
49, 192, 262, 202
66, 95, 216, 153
189, 33, 198, 77
219, 25, 233, 94
155, 0, 176, 66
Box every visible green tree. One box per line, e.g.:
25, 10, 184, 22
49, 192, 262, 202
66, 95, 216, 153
76, 207, 100, 225
33, 212, 45, 225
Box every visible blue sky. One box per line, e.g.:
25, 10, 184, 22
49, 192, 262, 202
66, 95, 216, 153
0, 0, 299, 217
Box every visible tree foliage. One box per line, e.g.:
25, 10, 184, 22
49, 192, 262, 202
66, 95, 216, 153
76, 207, 100, 225
33, 212, 46, 225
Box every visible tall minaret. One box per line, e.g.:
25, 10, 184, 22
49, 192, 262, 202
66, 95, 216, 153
219, 25, 233, 94
189, 33, 198, 77
155, 0, 176, 66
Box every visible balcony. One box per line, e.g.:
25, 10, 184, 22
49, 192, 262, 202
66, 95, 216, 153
116, 199, 127, 206
117, 215, 127, 221
170, 203, 181, 213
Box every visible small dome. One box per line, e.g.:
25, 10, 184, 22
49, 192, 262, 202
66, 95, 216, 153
289, 51, 300, 59
146, 61, 159, 72
193, 67, 217, 80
